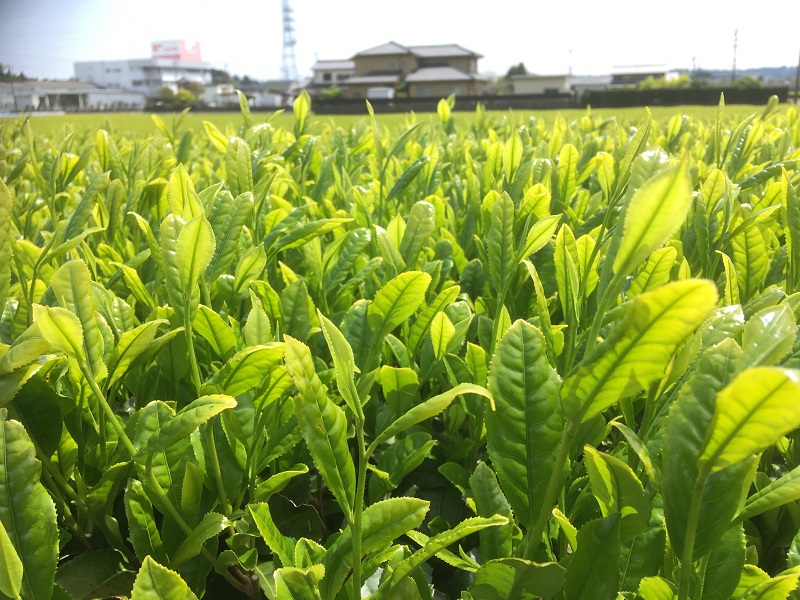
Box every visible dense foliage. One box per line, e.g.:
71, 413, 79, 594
1, 94, 800, 600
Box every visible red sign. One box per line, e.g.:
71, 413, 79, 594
151, 40, 202, 61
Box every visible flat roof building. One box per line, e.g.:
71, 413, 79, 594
0, 81, 145, 112
74, 41, 213, 96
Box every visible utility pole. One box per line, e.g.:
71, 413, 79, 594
731, 29, 738, 83
9, 64, 18, 112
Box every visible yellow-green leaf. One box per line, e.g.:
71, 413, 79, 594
0, 178, 12, 315
367, 271, 431, 339
167, 164, 203, 219
32, 305, 84, 362
562, 279, 717, 422
50, 259, 106, 380
613, 156, 693, 278
430, 311, 455, 361
131, 556, 198, 600
701, 368, 800, 473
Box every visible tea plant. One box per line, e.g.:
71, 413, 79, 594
1, 92, 800, 599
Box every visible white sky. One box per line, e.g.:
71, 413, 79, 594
0, 0, 798, 80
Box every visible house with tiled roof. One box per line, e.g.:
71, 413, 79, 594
310, 41, 485, 99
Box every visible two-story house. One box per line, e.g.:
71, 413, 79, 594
311, 41, 485, 100
307, 59, 356, 97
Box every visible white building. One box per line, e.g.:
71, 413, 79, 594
203, 84, 284, 109
74, 40, 212, 96
570, 75, 613, 96
611, 65, 680, 86
511, 74, 613, 96
0, 81, 145, 112
512, 74, 573, 95
203, 84, 239, 107
311, 60, 355, 86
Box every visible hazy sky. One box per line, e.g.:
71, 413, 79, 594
1, 0, 798, 80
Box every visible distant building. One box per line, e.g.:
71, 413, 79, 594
74, 40, 212, 97
511, 74, 612, 97
405, 65, 485, 98
0, 80, 145, 112
611, 65, 679, 86
261, 79, 299, 95
570, 75, 614, 96
512, 74, 573, 96
311, 60, 355, 86
203, 84, 239, 108
203, 83, 285, 109
311, 41, 485, 99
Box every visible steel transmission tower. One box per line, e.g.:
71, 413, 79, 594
281, 0, 298, 81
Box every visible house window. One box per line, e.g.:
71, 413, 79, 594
388, 59, 397, 69
417, 85, 432, 97
337, 73, 348, 81
544, 87, 559, 96
448, 85, 461, 95
323, 73, 332, 82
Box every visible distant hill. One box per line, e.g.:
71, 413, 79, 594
678, 65, 797, 84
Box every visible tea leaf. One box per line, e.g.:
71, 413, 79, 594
0, 413, 58, 600
131, 556, 198, 600
284, 336, 355, 520
486, 320, 563, 529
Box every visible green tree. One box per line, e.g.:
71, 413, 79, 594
637, 74, 691, 90
180, 80, 205, 98
0, 63, 29, 82
176, 88, 200, 107
210, 68, 231, 84
322, 84, 343, 100
505, 62, 528, 79
146, 86, 199, 110
733, 75, 763, 88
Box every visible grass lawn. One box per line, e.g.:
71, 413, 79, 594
0, 103, 780, 140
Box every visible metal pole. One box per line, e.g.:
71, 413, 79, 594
9, 64, 17, 111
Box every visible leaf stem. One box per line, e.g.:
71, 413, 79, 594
523, 419, 578, 559
26, 263, 39, 327
82, 361, 136, 457
184, 312, 203, 393
40, 469, 96, 550
200, 279, 212, 309
489, 288, 508, 357
678, 462, 712, 600
351, 420, 368, 598
583, 271, 625, 358
143, 455, 246, 593
205, 422, 230, 515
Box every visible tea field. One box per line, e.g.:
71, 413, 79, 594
1, 93, 800, 600
0, 103, 777, 138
